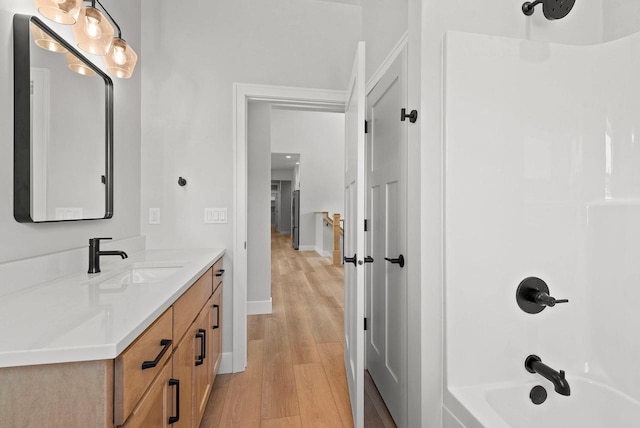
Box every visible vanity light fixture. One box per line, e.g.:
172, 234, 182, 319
30, 22, 67, 53
103, 31, 137, 78
34, 0, 82, 25
33, 0, 138, 78
73, 1, 114, 56
66, 51, 95, 76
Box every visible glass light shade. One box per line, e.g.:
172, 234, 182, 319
104, 38, 138, 79
30, 23, 67, 53
34, 0, 82, 25
66, 51, 95, 77
73, 6, 114, 56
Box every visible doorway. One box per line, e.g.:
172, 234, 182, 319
234, 84, 346, 371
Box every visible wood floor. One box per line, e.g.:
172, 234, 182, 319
200, 229, 395, 427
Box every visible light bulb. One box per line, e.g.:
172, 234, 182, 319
85, 15, 101, 39
112, 45, 127, 65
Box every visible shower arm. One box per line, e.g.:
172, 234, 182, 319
522, 0, 543, 16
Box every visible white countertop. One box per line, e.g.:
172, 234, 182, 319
0, 248, 225, 368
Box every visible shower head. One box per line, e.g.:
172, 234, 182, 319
522, 0, 576, 20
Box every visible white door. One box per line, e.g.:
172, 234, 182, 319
365, 47, 408, 427
344, 41, 366, 428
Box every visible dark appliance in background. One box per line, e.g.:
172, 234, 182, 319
292, 190, 300, 250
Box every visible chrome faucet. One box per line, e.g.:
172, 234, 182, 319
88, 237, 128, 274
525, 355, 571, 396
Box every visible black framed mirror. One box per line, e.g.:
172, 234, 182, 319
13, 14, 113, 223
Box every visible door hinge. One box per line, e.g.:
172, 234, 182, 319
364, 317, 368, 331
401, 108, 418, 123
364, 219, 368, 232
364, 120, 368, 134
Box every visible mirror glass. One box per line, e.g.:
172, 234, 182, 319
14, 14, 113, 223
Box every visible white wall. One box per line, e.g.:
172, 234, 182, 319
362, 0, 408, 81
271, 109, 345, 250
271, 169, 294, 181
140, 0, 361, 355
603, 0, 640, 42
0, 1, 141, 265
417, 0, 603, 426
247, 102, 272, 304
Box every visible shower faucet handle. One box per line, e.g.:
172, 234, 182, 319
534, 292, 568, 307
516, 277, 569, 314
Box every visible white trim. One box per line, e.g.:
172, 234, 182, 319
233, 83, 346, 373
247, 298, 273, 315
297, 245, 317, 252
365, 32, 409, 96
218, 352, 234, 374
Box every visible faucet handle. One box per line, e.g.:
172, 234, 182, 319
517, 277, 569, 314
534, 292, 569, 307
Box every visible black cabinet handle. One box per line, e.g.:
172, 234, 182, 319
195, 329, 206, 366
384, 255, 405, 268
215, 269, 225, 277
213, 304, 220, 330
343, 254, 357, 266
141, 339, 172, 370
363, 256, 374, 263
168, 378, 180, 424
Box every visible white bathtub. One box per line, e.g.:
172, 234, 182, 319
444, 377, 640, 428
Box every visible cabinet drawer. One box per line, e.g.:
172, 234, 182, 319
121, 359, 173, 428
115, 308, 173, 426
173, 268, 213, 342
213, 258, 224, 290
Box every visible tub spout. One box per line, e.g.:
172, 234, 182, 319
525, 355, 571, 396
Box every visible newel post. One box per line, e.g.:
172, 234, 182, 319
332, 213, 342, 266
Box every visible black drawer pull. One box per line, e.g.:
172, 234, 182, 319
195, 329, 206, 366
213, 304, 220, 330
215, 269, 225, 277
384, 255, 405, 268
141, 339, 172, 370
168, 378, 180, 424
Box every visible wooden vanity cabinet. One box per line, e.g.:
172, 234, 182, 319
0, 258, 224, 428
193, 301, 213, 425
114, 308, 174, 425
119, 262, 224, 428
210, 277, 223, 382
120, 361, 174, 428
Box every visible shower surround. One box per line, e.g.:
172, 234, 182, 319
443, 31, 640, 427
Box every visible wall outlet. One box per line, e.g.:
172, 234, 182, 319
149, 208, 160, 224
205, 208, 227, 224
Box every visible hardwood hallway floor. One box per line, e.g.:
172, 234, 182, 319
200, 229, 395, 427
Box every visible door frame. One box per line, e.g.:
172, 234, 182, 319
232, 83, 346, 371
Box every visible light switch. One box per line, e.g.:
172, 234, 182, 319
204, 208, 228, 224
204, 208, 215, 224
149, 208, 160, 224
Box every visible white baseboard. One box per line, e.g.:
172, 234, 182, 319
218, 352, 234, 374
298, 245, 317, 252
247, 298, 272, 315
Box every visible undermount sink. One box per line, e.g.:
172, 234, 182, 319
93, 262, 185, 287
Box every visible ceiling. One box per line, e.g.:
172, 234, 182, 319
271, 153, 300, 170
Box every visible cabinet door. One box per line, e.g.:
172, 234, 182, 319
193, 303, 212, 427
171, 331, 194, 428
210, 283, 222, 379
121, 361, 173, 428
